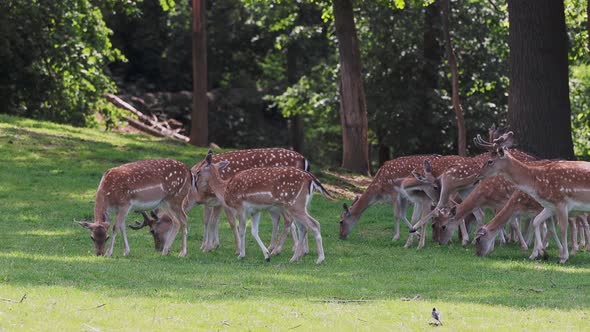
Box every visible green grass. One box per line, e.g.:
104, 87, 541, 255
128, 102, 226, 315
1, 114, 590, 331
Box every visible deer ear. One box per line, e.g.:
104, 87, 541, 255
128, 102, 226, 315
342, 203, 350, 214
217, 160, 230, 170
423, 160, 432, 174
449, 206, 457, 217
206, 153, 212, 165
476, 227, 487, 237
78, 221, 93, 229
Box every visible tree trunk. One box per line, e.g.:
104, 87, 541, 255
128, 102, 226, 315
507, 0, 574, 159
441, 0, 466, 156
332, 0, 370, 175
419, 0, 442, 154
190, 0, 208, 146
287, 43, 304, 153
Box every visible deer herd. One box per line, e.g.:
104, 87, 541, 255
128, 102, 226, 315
79, 128, 590, 264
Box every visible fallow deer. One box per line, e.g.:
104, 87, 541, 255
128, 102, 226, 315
192, 148, 308, 253
196, 153, 335, 264
133, 148, 308, 254
79, 159, 195, 257
431, 176, 525, 247
472, 190, 564, 257
476, 131, 590, 263
338, 155, 441, 241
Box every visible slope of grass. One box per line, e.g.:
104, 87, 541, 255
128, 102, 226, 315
1, 114, 590, 331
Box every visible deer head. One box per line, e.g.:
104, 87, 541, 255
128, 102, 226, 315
128, 210, 174, 252
475, 131, 514, 179
431, 206, 459, 245
339, 195, 359, 239
473, 227, 495, 257
79, 220, 110, 256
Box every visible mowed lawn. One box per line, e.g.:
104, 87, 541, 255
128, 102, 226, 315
1, 114, 590, 331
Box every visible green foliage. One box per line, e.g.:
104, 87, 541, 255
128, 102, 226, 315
0, 0, 125, 126
3, 115, 590, 329
570, 65, 590, 157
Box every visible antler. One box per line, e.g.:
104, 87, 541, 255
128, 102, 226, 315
129, 211, 153, 230
473, 134, 496, 151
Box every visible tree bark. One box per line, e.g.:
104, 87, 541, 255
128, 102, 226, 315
332, 0, 370, 175
190, 0, 208, 146
441, 0, 466, 156
507, 0, 574, 159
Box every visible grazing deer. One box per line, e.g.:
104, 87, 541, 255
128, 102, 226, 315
473, 190, 564, 257
339, 155, 440, 241
431, 176, 526, 247
197, 153, 335, 263
132, 148, 308, 254
476, 132, 590, 263
128, 210, 172, 252
79, 159, 195, 257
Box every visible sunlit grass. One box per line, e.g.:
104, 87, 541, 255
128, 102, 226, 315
2, 114, 590, 330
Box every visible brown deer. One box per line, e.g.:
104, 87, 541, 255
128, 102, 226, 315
131, 148, 308, 254
472, 190, 564, 257
193, 148, 308, 253
128, 210, 172, 252
476, 131, 590, 263
196, 153, 335, 263
431, 176, 526, 247
338, 155, 441, 241
79, 159, 195, 257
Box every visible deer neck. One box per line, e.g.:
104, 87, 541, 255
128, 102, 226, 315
350, 188, 379, 219
499, 156, 535, 190
484, 192, 521, 234
208, 171, 229, 204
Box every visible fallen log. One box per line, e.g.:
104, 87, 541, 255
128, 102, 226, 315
103, 93, 189, 143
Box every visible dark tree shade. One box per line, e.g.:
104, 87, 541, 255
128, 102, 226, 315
507, 0, 575, 159
333, 0, 370, 174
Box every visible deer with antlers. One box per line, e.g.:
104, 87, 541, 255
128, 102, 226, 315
196, 153, 335, 263
79, 159, 196, 257
338, 155, 441, 241
476, 131, 590, 263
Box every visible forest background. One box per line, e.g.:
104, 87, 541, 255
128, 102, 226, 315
2, 0, 589, 170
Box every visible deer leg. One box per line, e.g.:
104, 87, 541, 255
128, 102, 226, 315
290, 218, 307, 263
169, 201, 189, 257
268, 211, 280, 252
577, 218, 586, 249
555, 206, 570, 264
582, 216, 590, 251
547, 218, 563, 251
417, 203, 430, 249
200, 206, 212, 251
237, 210, 248, 259
221, 207, 240, 256
106, 206, 130, 257
530, 208, 553, 260
570, 217, 579, 256
272, 213, 295, 256
510, 217, 528, 251
205, 205, 222, 251
294, 212, 324, 264
404, 202, 422, 249
392, 194, 406, 241
250, 212, 270, 261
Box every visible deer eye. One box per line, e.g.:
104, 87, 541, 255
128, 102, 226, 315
442, 225, 447, 230
487, 159, 494, 166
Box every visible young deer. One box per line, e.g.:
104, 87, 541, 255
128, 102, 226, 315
132, 148, 308, 254
79, 159, 195, 257
197, 153, 335, 264
476, 132, 590, 263
193, 148, 308, 253
472, 190, 564, 257
338, 155, 441, 241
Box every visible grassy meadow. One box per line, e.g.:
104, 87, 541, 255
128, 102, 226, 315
1, 114, 590, 331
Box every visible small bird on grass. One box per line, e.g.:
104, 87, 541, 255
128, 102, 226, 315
431, 307, 442, 326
